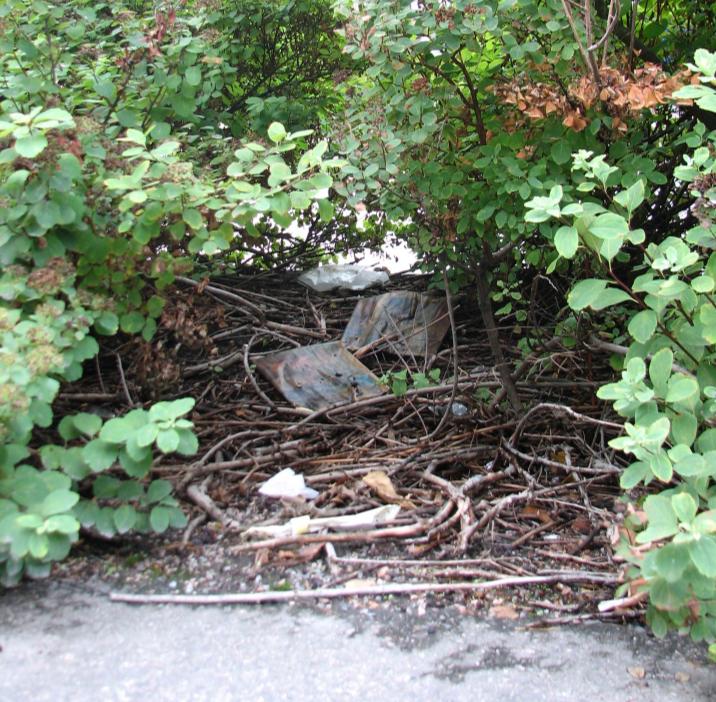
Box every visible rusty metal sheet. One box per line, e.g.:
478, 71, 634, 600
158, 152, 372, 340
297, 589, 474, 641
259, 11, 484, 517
342, 291, 450, 357
254, 341, 386, 411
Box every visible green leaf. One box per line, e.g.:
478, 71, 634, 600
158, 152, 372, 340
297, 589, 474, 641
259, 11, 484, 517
693, 510, 716, 534
588, 288, 632, 310
614, 179, 645, 213
317, 199, 334, 222
44, 514, 79, 535
28, 532, 49, 559
267, 122, 287, 143
92, 475, 120, 499
146, 479, 173, 504
156, 429, 180, 453
41, 489, 79, 517
183, 209, 203, 230
628, 310, 657, 344
671, 413, 697, 447
149, 398, 195, 422
185, 65, 201, 86
554, 226, 578, 258
82, 440, 118, 472
649, 348, 673, 397
149, 505, 171, 533
550, 140, 572, 165
636, 494, 679, 543
666, 375, 699, 404
58, 416, 80, 441
120, 312, 145, 334
117, 481, 144, 501
167, 507, 188, 529
136, 423, 159, 447
15, 133, 48, 158
118, 447, 153, 478
689, 536, 716, 577
100, 417, 132, 444
590, 212, 629, 239
671, 493, 697, 524
72, 413, 102, 438
654, 543, 689, 582
649, 452, 673, 482
113, 504, 137, 534
175, 429, 199, 456
95, 311, 119, 336
567, 278, 607, 310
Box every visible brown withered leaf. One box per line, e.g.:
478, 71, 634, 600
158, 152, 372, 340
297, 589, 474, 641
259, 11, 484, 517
489, 603, 519, 620
362, 471, 415, 508
520, 504, 553, 525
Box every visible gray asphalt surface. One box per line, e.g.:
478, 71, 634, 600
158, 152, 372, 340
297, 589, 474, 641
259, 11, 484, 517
1, 581, 714, 702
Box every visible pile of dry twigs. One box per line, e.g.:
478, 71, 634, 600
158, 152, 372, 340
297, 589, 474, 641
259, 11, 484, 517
55, 271, 636, 619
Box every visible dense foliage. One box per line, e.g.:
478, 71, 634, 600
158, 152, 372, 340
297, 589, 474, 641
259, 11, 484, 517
527, 50, 716, 646
0, 0, 342, 584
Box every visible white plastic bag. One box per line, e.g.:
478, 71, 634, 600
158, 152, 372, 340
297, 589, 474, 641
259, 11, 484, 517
298, 264, 389, 292
258, 468, 319, 500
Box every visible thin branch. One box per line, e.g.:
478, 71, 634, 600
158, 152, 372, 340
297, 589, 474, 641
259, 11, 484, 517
110, 571, 618, 606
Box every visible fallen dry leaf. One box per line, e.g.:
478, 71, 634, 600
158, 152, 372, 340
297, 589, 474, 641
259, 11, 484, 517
628, 666, 646, 680
362, 470, 415, 508
520, 505, 552, 525
489, 604, 519, 620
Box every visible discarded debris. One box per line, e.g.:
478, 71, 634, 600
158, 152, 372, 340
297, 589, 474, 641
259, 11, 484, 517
254, 340, 386, 410
342, 291, 451, 357
243, 505, 401, 539
298, 263, 390, 292
258, 468, 319, 501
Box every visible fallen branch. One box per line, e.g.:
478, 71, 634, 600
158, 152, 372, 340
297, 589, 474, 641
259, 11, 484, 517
110, 571, 618, 606
186, 483, 241, 530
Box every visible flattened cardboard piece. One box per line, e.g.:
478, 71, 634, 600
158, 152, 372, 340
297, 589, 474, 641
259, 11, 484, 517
254, 341, 385, 410
342, 291, 450, 357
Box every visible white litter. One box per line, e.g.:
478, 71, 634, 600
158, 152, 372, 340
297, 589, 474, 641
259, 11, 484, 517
298, 264, 389, 292
243, 504, 401, 539
258, 468, 319, 500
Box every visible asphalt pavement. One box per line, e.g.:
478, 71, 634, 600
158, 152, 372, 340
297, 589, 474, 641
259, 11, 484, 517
1, 581, 714, 702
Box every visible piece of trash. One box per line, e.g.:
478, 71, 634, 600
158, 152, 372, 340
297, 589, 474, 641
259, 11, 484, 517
244, 515, 312, 539
243, 505, 401, 539
254, 341, 386, 411
449, 402, 469, 417
298, 264, 390, 292
309, 504, 401, 531
343, 578, 379, 590
258, 468, 319, 500
627, 666, 646, 680
342, 291, 451, 357
432, 401, 469, 419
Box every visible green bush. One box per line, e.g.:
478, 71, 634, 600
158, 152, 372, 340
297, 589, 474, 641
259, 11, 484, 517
0, 0, 341, 584
529, 49, 716, 656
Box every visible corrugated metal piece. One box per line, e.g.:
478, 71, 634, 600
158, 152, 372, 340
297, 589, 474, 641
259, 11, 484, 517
342, 291, 450, 357
254, 341, 386, 411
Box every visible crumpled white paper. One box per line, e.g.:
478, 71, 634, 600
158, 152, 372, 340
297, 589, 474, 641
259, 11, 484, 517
258, 468, 319, 500
298, 264, 389, 292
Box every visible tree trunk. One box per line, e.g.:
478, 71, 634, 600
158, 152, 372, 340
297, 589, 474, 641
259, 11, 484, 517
474, 262, 522, 412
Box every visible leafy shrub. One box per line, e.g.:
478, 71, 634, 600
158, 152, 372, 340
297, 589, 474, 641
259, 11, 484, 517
529, 49, 716, 655
0, 0, 341, 583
